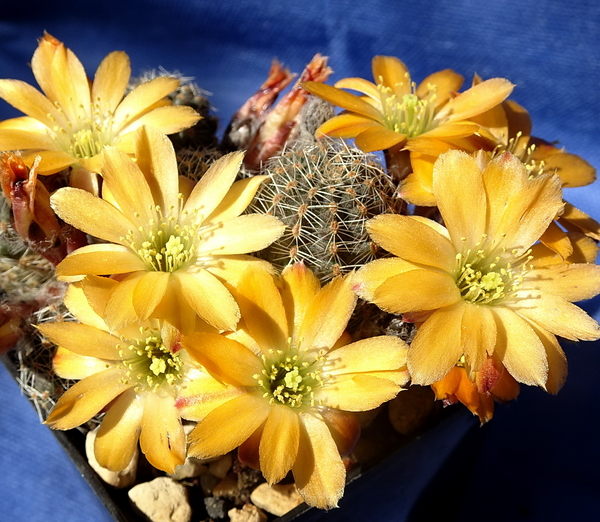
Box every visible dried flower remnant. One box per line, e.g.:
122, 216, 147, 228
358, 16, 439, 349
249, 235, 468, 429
354, 150, 600, 393
243, 54, 333, 171
0, 153, 87, 265
50, 126, 284, 333
177, 263, 409, 509
39, 282, 203, 473
0, 33, 200, 176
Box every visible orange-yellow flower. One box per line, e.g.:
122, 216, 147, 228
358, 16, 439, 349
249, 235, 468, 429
354, 150, 600, 391
431, 357, 520, 424
50, 126, 285, 333
0, 33, 200, 175
176, 263, 409, 509
40, 281, 203, 474
302, 55, 513, 154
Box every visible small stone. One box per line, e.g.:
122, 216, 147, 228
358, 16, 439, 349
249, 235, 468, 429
212, 472, 239, 498
250, 483, 304, 516
169, 457, 208, 480
228, 503, 268, 522
128, 477, 192, 522
85, 427, 137, 488
208, 453, 233, 479
204, 496, 230, 520
388, 385, 437, 435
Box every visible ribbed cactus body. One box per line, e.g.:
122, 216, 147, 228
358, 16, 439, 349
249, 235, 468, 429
249, 138, 398, 281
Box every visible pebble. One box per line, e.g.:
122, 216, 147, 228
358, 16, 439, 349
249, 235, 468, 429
250, 483, 304, 516
128, 477, 192, 522
85, 427, 137, 488
169, 457, 208, 480
208, 453, 233, 479
228, 503, 268, 522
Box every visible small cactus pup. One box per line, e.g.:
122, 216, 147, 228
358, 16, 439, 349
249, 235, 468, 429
248, 137, 398, 282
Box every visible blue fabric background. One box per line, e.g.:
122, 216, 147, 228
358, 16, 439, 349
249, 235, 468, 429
1, 1, 599, 520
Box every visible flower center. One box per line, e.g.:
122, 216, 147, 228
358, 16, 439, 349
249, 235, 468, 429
47, 97, 116, 160
255, 345, 324, 408
122, 199, 201, 273
68, 129, 103, 159
454, 237, 532, 305
378, 75, 437, 137
119, 328, 183, 392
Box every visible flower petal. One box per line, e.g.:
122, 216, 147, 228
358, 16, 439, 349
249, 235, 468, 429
206, 175, 268, 223
132, 270, 170, 321
417, 69, 464, 109
524, 263, 600, 302
113, 76, 180, 130
292, 412, 345, 510
0, 128, 55, 150
202, 254, 276, 286
50, 187, 134, 244
260, 404, 300, 485
491, 307, 548, 387
118, 105, 201, 138
542, 151, 596, 188
302, 81, 383, 121
56, 244, 146, 277
132, 126, 179, 211
197, 214, 285, 256
38, 322, 120, 359
334, 77, 380, 100
280, 263, 321, 343
94, 388, 143, 471
514, 291, 600, 341
367, 214, 456, 271
92, 51, 130, 114
23, 150, 77, 175
184, 151, 244, 220
433, 150, 486, 250
408, 301, 466, 384
0, 79, 61, 128
187, 392, 271, 459
320, 373, 402, 411
436, 78, 514, 122
52, 346, 111, 380
182, 332, 262, 387
104, 272, 144, 331
373, 269, 461, 314
372, 56, 409, 92
176, 372, 246, 422
353, 257, 420, 302
139, 393, 186, 474
45, 368, 131, 430
354, 127, 406, 153
315, 112, 380, 139
461, 303, 497, 375
298, 275, 356, 353
327, 335, 408, 377
174, 269, 240, 331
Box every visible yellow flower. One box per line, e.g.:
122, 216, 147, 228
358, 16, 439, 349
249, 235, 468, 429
302, 55, 513, 154
354, 150, 600, 391
176, 263, 409, 509
50, 126, 285, 333
39, 281, 203, 474
0, 33, 200, 175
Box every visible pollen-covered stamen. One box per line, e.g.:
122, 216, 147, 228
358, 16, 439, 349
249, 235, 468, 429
491, 132, 545, 178
377, 74, 437, 137
454, 236, 533, 305
48, 98, 116, 159
254, 342, 325, 408
121, 197, 204, 272
118, 328, 183, 392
